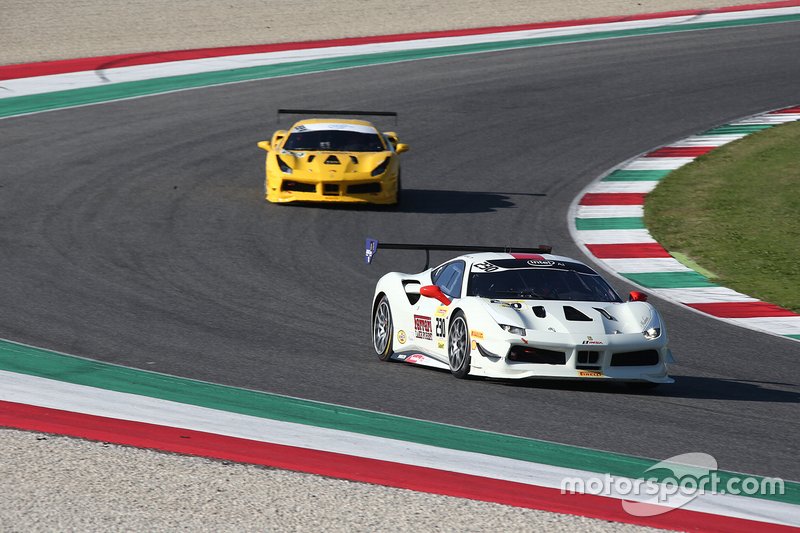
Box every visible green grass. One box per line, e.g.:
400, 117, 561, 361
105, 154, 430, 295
645, 120, 800, 313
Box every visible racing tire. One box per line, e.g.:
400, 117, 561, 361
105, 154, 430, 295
448, 311, 471, 379
395, 172, 402, 205
372, 296, 394, 361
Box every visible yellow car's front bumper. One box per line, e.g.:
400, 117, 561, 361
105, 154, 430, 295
266, 175, 398, 204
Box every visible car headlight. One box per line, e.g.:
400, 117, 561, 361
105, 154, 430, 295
499, 324, 526, 336
276, 155, 293, 174
642, 311, 663, 340
643, 327, 661, 340
371, 157, 390, 176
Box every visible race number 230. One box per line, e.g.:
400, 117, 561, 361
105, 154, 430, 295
435, 317, 446, 337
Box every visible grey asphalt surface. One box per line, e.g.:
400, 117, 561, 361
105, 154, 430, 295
1, 21, 799, 483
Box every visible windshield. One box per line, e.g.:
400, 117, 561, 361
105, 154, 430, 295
467, 264, 621, 303
283, 130, 385, 152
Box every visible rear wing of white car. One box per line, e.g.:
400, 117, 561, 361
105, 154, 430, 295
365, 238, 553, 270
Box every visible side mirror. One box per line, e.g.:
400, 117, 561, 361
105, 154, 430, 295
395, 143, 409, 154
420, 285, 451, 306
629, 291, 648, 302
257, 140, 272, 152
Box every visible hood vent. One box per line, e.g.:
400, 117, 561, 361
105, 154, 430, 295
324, 155, 340, 165
532, 306, 546, 318
564, 306, 593, 322
307, 155, 316, 163
350, 155, 359, 164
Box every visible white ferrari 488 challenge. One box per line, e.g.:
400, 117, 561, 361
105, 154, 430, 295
367, 239, 674, 387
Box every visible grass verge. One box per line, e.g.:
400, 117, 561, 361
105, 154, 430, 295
645, 120, 800, 313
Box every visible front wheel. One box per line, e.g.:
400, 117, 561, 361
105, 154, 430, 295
372, 296, 394, 361
448, 312, 471, 379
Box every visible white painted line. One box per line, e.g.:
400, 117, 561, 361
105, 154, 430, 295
576, 229, 656, 245
765, 112, 800, 119
729, 316, 800, 335
602, 258, 693, 274
732, 115, 800, 124
653, 287, 759, 304
668, 134, 747, 147
589, 181, 661, 194
621, 158, 695, 170
575, 205, 644, 218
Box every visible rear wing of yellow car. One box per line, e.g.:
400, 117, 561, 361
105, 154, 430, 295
365, 238, 553, 270
277, 109, 398, 125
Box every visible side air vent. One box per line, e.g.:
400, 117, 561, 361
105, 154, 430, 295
532, 306, 546, 318
324, 155, 340, 165
347, 183, 381, 194
507, 346, 566, 365
564, 306, 593, 322
281, 181, 316, 193
611, 350, 659, 366
401, 280, 421, 305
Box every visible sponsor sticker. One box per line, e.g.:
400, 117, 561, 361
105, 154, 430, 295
437, 340, 445, 350
414, 315, 433, 340
578, 370, 603, 377
470, 330, 484, 339
527, 259, 556, 267
582, 336, 604, 345
406, 354, 425, 364
471, 340, 477, 350
397, 330, 407, 345
435, 305, 449, 317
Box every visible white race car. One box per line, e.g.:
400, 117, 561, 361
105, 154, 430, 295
367, 240, 674, 387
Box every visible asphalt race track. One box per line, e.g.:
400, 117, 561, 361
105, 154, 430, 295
2, 22, 799, 481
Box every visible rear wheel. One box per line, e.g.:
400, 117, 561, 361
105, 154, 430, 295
395, 172, 402, 204
372, 296, 394, 361
448, 312, 471, 379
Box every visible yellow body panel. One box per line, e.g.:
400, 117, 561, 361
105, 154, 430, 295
258, 118, 407, 205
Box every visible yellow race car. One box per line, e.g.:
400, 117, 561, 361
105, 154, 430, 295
258, 110, 409, 205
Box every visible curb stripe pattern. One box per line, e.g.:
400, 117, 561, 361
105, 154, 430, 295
1, 358, 799, 529
2, 7, 800, 118
3, 400, 796, 532
571, 106, 800, 341
2, 339, 800, 526
2, 1, 797, 80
